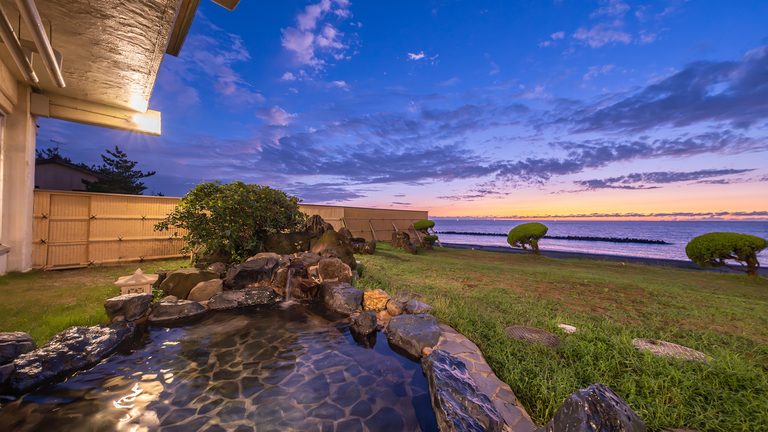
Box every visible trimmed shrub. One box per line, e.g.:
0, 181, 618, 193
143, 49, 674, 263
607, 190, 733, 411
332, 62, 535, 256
423, 235, 439, 242
413, 219, 435, 231
685, 232, 767, 276
155, 181, 306, 263
507, 223, 549, 255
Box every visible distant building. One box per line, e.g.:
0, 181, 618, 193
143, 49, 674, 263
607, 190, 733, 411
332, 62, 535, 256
34, 156, 107, 191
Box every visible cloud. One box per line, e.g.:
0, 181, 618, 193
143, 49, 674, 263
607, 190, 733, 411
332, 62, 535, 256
391, 202, 411, 206
281, 72, 297, 81
565, 45, 768, 132
539, 41, 552, 48
408, 51, 426, 60
590, 0, 630, 18
281, 0, 353, 70
574, 168, 755, 190
437, 189, 511, 201
583, 64, 615, 81
517, 85, 551, 99
158, 18, 264, 107
638, 30, 660, 44
255, 106, 297, 126
332, 80, 348, 89
284, 182, 367, 203
551, 31, 565, 40
437, 77, 461, 86
490, 62, 500, 75
573, 24, 632, 48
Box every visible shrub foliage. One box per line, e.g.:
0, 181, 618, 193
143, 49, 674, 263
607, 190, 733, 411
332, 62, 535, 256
155, 181, 306, 263
413, 219, 435, 231
685, 232, 767, 276
507, 222, 548, 255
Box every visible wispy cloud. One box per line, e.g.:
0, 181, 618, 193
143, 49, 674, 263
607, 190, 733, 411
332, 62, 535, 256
256, 106, 297, 126
408, 51, 426, 60
551, 31, 565, 40
574, 169, 755, 190
573, 23, 632, 48
281, 0, 354, 70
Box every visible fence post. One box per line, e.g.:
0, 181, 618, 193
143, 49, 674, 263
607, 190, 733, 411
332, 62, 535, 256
369, 220, 379, 242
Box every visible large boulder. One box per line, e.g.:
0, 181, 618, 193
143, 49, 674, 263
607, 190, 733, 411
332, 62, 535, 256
350, 311, 377, 336
351, 241, 376, 255
310, 230, 357, 270
148, 300, 208, 324
103, 293, 153, 322
337, 227, 353, 239
390, 231, 411, 248
317, 258, 353, 282
321, 281, 363, 315
262, 232, 312, 255
296, 252, 322, 268
403, 243, 418, 255
159, 268, 220, 299
7, 323, 136, 393
207, 262, 227, 274
363, 289, 391, 312
386, 314, 440, 360
0, 332, 37, 365
422, 349, 505, 432
188, 279, 224, 302
225, 256, 279, 290
535, 383, 647, 432
208, 287, 283, 310
304, 214, 327, 236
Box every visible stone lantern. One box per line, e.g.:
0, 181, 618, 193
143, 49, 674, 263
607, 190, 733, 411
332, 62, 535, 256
115, 268, 158, 295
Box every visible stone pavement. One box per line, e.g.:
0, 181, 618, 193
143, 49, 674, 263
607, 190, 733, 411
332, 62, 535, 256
435, 324, 537, 432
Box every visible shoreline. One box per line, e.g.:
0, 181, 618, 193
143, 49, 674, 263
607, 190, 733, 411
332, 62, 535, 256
441, 242, 768, 276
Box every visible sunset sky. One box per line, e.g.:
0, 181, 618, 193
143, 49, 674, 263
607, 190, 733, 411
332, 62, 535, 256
38, 0, 768, 219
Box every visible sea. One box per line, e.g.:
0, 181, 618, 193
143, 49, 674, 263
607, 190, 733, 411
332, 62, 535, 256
430, 218, 768, 262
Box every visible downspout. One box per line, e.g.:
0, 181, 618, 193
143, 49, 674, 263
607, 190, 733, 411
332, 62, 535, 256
0, 2, 38, 83
15, 0, 65, 88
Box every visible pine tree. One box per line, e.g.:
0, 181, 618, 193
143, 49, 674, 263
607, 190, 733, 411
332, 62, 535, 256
82, 146, 156, 195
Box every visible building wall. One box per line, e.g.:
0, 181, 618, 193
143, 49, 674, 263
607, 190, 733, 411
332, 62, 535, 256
35, 163, 99, 191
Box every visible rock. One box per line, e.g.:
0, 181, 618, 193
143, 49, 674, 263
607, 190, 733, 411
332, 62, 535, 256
225, 256, 279, 290
192, 247, 231, 265
161, 295, 178, 302
534, 383, 647, 432
338, 227, 353, 239
246, 252, 281, 262
0, 332, 37, 365
386, 299, 405, 316
309, 265, 321, 282
318, 258, 353, 282
322, 222, 335, 232
0, 363, 13, 386
376, 310, 393, 328
159, 268, 220, 299
148, 300, 208, 324
422, 349, 505, 432
351, 270, 359, 281
153, 270, 169, 288
321, 282, 363, 315
405, 300, 433, 314
320, 247, 338, 258
103, 293, 153, 322
262, 232, 312, 255
296, 252, 322, 268
350, 311, 377, 335
362, 289, 391, 312
304, 214, 327, 236
188, 279, 224, 302
351, 241, 376, 255
403, 243, 418, 255
310, 230, 357, 270
419, 241, 434, 250
390, 231, 411, 248
505, 326, 562, 349
208, 287, 283, 310
386, 314, 440, 360
207, 262, 227, 274
8, 322, 136, 393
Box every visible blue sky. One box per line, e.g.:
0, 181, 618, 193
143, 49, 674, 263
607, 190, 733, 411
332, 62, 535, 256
40, 0, 768, 219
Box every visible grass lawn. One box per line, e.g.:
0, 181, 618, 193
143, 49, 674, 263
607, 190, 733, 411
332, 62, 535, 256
0, 259, 188, 346
356, 243, 768, 432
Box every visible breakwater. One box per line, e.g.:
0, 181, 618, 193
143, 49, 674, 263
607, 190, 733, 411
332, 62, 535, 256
436, 231, 669, 245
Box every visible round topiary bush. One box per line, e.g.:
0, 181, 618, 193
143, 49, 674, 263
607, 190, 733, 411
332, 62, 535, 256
507, 223, 549, 255
155, 181, 306, 263
685, 232, 767, 276
413, 219, 435, 231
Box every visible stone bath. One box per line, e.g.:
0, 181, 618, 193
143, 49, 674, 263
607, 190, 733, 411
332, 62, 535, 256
0, 303, 438, 431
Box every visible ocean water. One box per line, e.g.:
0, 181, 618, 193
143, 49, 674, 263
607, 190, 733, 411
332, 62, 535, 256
431, 218, 768, 262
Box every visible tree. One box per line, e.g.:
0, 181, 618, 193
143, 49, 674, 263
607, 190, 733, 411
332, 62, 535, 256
82, 146, 156, 195
685, 232, 766, 277
155, 181, 306, 263
507, 222, 548, 255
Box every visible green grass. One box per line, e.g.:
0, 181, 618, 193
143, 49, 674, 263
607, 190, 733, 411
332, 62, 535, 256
356, 243, 768, 432
0, 259, 188, 346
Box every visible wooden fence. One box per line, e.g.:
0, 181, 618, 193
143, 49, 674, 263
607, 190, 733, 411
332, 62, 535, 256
32, 190, 428, 270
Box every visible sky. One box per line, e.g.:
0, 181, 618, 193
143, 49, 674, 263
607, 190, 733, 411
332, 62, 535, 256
39, 0, 768, 220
